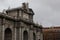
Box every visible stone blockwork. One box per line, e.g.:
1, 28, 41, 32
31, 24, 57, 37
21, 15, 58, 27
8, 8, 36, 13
0, 3, 43, 40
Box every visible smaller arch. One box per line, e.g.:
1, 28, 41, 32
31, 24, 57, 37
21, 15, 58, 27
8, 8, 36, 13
4, 28, 12, 40
23, 30, 28, 40
39, 39, 40, 40
33, 33, 36, 40
5, 28, 12, 33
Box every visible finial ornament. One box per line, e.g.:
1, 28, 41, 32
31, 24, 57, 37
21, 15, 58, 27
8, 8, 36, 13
2, 9, 6, 13
8, 6, 10, 9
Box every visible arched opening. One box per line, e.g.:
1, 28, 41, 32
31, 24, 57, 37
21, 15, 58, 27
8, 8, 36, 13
33, 33, 36, 40
23, 31, 28, 40
4, 28, 12, 40
39, 39, 40, 40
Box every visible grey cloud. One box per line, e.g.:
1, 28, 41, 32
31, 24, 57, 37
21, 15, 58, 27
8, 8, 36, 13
0, 0, 60, 27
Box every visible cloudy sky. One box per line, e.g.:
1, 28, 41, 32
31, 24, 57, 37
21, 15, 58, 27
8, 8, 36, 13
0, 0, 60, 27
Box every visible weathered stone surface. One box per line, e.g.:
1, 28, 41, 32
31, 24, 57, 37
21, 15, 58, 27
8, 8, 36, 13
0, 3, 43, 40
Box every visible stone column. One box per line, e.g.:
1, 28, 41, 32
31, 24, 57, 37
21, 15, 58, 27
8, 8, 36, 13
16, 28, 20, 40
12, 27, 16, 40
29, 25, 33, 40
0, 25, 2, 40
29, 30, 33, 40
15, 22, 20, 40
19, 26, 23, 40
40, 33, 43, 40
1, 18, 3, 40
2, 25, 4, 40
19, 28, 22, 40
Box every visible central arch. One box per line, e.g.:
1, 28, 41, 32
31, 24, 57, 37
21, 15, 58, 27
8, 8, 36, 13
23, 31, 28, 40
4, 28, 12, 40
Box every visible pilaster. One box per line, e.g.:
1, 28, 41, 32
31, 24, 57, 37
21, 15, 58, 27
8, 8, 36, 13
29, 30, 33, 40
